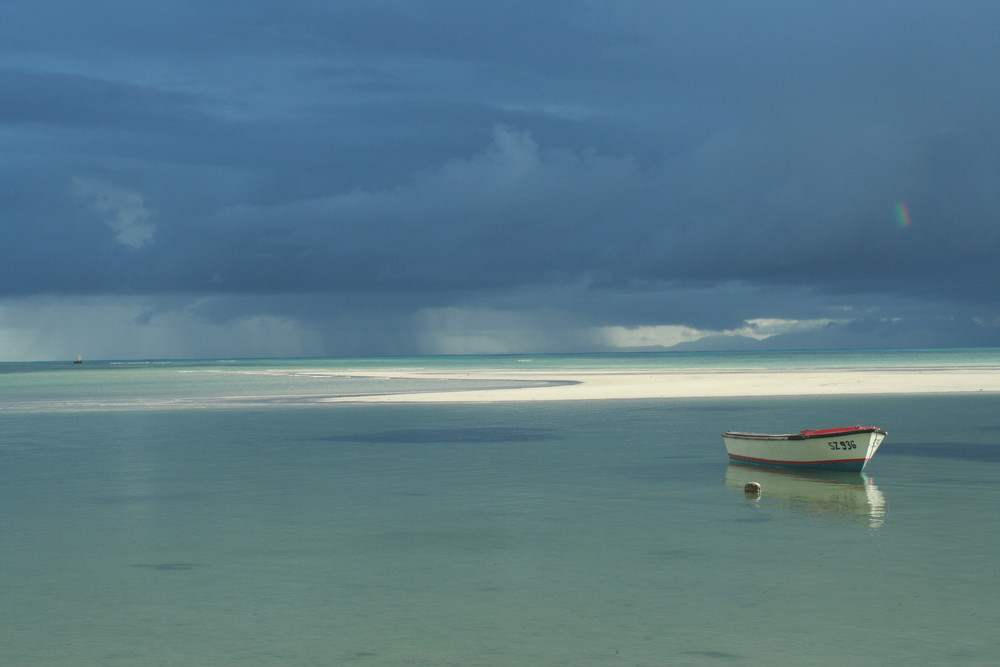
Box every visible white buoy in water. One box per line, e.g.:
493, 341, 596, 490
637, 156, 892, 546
744, 482, 762, 495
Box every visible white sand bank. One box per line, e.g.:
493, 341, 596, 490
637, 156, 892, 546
321, 367, 1000, 403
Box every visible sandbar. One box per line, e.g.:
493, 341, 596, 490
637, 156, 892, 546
321, 366, 1000, 403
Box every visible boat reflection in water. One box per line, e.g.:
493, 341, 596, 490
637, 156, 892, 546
725, 464, 887, 528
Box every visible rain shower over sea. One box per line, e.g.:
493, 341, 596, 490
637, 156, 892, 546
2, 349, 999, 665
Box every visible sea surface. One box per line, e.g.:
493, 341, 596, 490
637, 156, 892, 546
2, 349, 999, 666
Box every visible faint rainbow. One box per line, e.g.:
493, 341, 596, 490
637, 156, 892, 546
895, 202, 912, 228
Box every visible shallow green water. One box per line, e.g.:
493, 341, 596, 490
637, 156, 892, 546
1, 353, 998, 665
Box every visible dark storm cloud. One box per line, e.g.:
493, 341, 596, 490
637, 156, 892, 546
0, 69, 203, 130
3, 1, 1000, 357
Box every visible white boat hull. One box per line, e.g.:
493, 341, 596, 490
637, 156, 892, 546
722, 426, 887, 472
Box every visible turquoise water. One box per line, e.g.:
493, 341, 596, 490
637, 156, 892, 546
2, 351, 999, 665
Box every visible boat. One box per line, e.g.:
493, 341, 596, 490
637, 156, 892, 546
74, 353, 83, 364
721, 425, 887, 472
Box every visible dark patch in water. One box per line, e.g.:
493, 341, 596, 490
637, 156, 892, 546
655, 454, 705, 460
324, 427, 558, 444
681, 649, 742, 659
881, 442, 1000, 462
92, 491, 205, 505
129, 563, 199, 571
679, 404, 762, 413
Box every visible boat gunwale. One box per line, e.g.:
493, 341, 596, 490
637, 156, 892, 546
722, 426, 886, 441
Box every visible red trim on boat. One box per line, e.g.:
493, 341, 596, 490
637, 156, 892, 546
729, 453, 870, 465
798, 426, 877, 437
796, 426, 884, 438
724, 426, 885, 441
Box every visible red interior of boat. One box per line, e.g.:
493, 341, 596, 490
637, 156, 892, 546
799, 426, 866, 437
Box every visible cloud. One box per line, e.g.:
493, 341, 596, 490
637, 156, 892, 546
0, 295, 323, 361
2, 2, 1000, 359
73, 178, 156, 249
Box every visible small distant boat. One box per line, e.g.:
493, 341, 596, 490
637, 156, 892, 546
74, 353, 83, 364
722, 425, 887, 472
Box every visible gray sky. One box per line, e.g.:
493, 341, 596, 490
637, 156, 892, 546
3, 1, 999, 360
